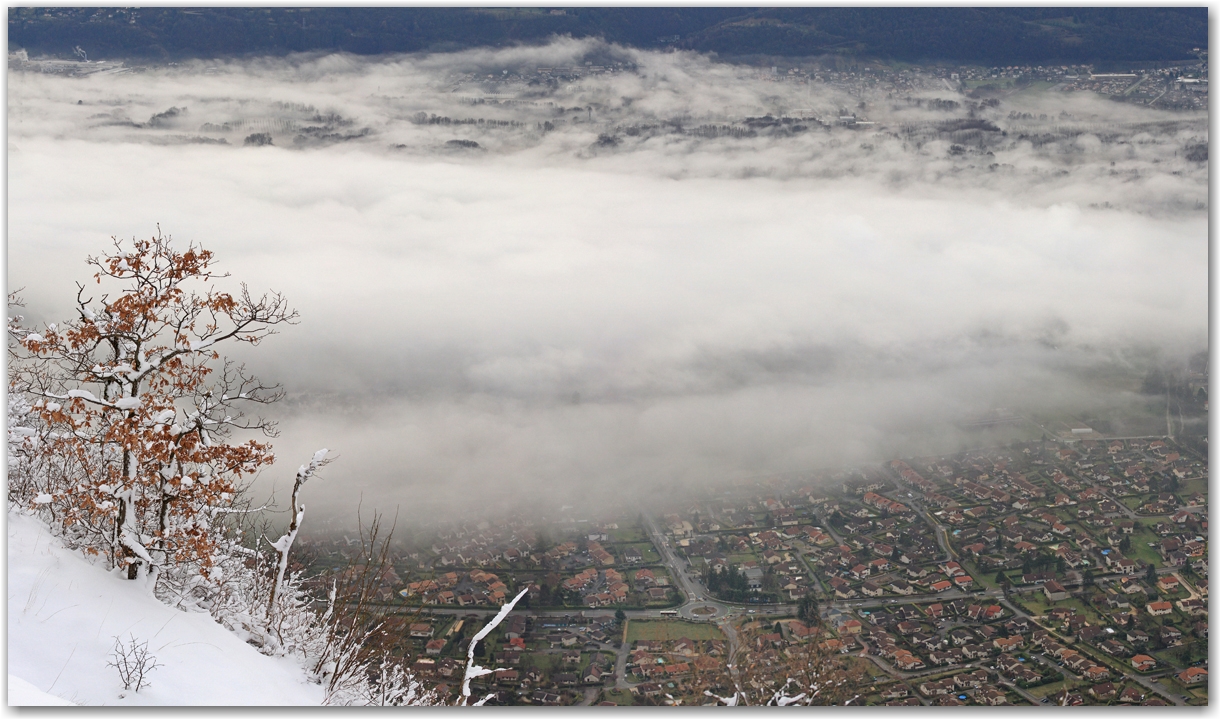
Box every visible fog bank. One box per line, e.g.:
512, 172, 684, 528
8, 40, 1207, 526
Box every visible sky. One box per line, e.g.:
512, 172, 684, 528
7, 39, 1208, 527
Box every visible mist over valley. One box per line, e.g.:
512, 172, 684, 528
8, 39, 1207, 529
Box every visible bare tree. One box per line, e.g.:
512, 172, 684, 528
107, 635, 163, 692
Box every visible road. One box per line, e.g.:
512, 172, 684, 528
640, 514, 757, 702
397, 492, 1200, 705
998, 595, 1186, 706
879, 475, 953, 562
1124, 669, 1188, 706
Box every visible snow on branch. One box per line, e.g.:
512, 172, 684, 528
267, 449, 329, 619
460, 586, 529, 706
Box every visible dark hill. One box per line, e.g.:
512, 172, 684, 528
8, 7, 1207, 65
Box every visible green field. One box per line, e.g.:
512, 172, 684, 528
1124, 528, 1164, 568
1178, 479, 1207, 496
610, 527, 649, 544
625, 620, 726, 643
965, 561, 999, 590
619, 542, 662, 564
1121, 495, 1148, 512
1019, 595, 1104, 624
599, 688, 636, 706
1028, 679, 1084, 698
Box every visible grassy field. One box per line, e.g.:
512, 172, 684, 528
610, 527, 649, 544
1124, 527, 1164, 568
1120, 496, 1146, 512
1178, 478, 1207, 496
599, 688, 636, 706
625, 619, 725, 643
965, 561, 999, 590
727, 552, 759, 566
1027, 678, 1085, 698
619, 542, 662, 564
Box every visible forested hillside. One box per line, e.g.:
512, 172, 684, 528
8, 7, 1207, 64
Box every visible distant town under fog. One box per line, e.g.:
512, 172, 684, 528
7, 13, 1208, 706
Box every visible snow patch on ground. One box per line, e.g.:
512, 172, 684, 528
7, 511, 325, 706
8, 674, 77, 706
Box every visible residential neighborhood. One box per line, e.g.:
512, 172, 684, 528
296, 434, 1206, 705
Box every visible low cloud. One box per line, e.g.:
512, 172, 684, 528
8, 39, 1207, 526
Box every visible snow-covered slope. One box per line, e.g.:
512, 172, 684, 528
7, 511, 325, 706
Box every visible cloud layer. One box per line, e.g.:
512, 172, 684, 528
8, 40, 1207, 525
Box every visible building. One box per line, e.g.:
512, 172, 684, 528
1043, 580, 1068, 601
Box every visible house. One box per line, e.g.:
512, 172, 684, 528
1130, 654, 1157, 672
834, 585, 858, 600
977, 687, 1009, 706
1118, 687, 1145, 703
1089, 682, 1118, 701
1049, 690, 1084, 706
954, 669, 988, 689
1178, 667, 1208, 685
1157, 575, 1181, 593
994, 636, 1023, 652
1073, 625, 1101, 645
893, 650, 925, 671
961, 644, 990, 660
918, 678, 956, 696
425, 639, 446, 655
1147, 600, 1173, 617
940, 561, 964, 577
1043, 580, 1069, 601
1179, 598, 1207, 616
583, 665, 604, 684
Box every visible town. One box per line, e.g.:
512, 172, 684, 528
295, 430, 1208, 706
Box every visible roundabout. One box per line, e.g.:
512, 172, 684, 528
679, 601, 724, 620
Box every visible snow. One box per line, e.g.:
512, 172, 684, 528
460, 586, 528, 705
7, 511, 325, 706
8, 674, 76, 706
113, 397, 142, 410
